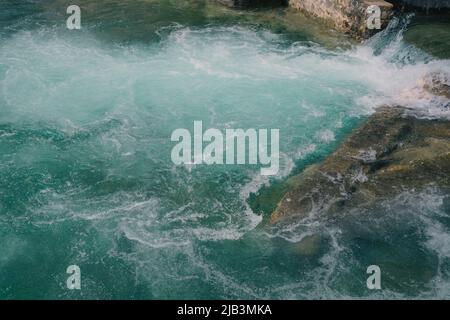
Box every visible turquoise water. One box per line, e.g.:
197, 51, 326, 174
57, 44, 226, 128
1, 1, 450, 299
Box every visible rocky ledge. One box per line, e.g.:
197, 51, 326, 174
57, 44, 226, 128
219, 0, 394, 38
271, 74, 450, 224
288, 0, 394, 38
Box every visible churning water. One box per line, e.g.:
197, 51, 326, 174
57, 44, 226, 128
0, 0, 449, 299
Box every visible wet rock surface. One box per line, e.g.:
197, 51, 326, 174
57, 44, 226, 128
271, 100, 450, 224
289, 0, 394, 38
423, 73, 450, 99
218, 0, 394, 38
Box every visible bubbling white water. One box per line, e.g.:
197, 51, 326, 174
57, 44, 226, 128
1, 17, 449, 299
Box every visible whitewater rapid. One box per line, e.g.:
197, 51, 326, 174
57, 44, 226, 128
0, 14, 449, 299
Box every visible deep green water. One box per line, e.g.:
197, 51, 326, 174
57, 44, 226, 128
1, 0, 450, 299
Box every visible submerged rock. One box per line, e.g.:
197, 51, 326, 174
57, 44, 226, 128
271, 95, 450, 224
294, 234, 321, 256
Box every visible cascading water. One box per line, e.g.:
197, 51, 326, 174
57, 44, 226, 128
0, 0, 449, 299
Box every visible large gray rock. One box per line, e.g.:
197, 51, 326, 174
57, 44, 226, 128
288, 0, 394, 38
271, 74, 450, 224
216, 0, 394, 38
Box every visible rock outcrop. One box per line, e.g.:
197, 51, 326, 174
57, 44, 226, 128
288, 0, 394, 38
218, 0, 394, 38
271, 75, 450, 224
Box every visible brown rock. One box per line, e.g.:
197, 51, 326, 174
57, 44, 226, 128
271, 106, 450, 224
